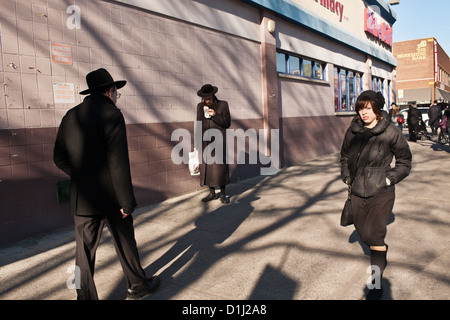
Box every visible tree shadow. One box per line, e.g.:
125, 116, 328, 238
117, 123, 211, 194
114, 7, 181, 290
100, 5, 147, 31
126, 160, 341, 300
144, 191, 259, 299
104, 176, 261, 299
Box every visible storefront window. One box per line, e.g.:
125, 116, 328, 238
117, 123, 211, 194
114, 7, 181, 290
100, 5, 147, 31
372, 77, 382, 91
340, 69, 347, 111
276, 51, 326, 81
348, 71, 354, 111
276, 52, 287, 73
335, 66, 363, 112
371, 77, 387, 110
334, 67, 339, 112
302, 59, 312, 78
289, 56, 300, 75
314, 62, 324, 80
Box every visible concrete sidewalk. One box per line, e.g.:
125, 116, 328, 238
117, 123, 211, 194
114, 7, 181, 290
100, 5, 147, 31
1, 137, 449, 300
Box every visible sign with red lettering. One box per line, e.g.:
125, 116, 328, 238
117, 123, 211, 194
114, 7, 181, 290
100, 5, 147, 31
314, 0, 345, 22
50, 43, 72, 65
364, 8, 393, 47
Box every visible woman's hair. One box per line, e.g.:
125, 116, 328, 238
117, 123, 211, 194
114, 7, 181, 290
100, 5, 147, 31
355, 93, 384, 120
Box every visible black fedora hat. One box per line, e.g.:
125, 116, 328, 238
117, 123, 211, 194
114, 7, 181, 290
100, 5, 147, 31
79, 68, 126, 95
197, 84, 218, 97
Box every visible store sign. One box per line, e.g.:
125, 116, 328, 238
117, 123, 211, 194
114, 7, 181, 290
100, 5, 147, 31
364, 8, 392, 47
313, 0, 344, 22
396, 40, 427, 61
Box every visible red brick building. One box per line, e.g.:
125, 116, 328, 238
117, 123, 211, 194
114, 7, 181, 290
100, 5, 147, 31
393, 38, 450, 107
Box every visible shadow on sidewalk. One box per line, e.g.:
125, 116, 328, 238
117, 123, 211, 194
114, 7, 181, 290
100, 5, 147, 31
106, 176, 263, 299
104, 155, 344, 299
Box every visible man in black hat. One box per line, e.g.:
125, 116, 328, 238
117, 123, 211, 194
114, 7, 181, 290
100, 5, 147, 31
428, 100, 442, 136
54, 68, 160, 299
407, 102, 422, 142
196, 84, 231, 203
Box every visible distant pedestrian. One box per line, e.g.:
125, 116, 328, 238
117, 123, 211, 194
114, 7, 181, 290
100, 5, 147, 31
340, 90, 412, 300
428, 100, 442, 135
407, 103, 421, 142
389, 103, 404, 131
53, 68, 160, 300
196, 84, 231, 204
438, 104, 450, 144
444, 105, 450, 134
388, 102, 397, 122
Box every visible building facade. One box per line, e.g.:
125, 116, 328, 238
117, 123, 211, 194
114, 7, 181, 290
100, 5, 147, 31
393, 38, 450, 107
0, 0, 397, 246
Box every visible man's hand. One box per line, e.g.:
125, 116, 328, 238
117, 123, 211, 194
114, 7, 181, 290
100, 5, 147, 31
120, 208, 129, 219
207, 108, 216, 117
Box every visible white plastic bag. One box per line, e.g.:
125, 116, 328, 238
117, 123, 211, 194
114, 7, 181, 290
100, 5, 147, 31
188, 150, 200, 176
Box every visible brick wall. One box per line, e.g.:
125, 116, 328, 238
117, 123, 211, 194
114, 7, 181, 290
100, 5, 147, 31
393, 38, 434, 91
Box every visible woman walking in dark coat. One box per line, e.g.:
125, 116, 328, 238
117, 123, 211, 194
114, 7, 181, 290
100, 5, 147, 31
196, 84, 231, 204
340, 90, 412, 300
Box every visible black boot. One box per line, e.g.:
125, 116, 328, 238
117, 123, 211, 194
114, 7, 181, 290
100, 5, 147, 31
202, 187, 217, 202
201, 193, 216, 202
366, 246, 388, 300
217, 192, 229, 204
217, 186, 229, 204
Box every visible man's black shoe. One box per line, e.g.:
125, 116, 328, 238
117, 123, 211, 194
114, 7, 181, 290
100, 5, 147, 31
218, 193, 229, 204
201, 193, 216, 202
127, 276, 161, 300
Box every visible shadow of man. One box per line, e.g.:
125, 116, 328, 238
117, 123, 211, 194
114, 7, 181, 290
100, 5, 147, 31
144, 192, 260, 299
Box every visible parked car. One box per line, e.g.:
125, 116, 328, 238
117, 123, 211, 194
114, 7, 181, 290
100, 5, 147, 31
400, 107, 429, 127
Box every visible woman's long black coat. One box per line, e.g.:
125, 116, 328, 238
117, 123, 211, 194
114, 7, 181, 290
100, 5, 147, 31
196, 99, 231, 187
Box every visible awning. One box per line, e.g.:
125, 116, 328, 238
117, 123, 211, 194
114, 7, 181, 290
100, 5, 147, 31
436, 88, 450, 103
398, 88, 432, 105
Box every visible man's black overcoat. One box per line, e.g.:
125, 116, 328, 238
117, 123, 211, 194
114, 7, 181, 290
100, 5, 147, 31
54, 94, 136, 216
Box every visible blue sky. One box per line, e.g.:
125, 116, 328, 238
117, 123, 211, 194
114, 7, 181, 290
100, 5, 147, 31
390, 0, 450, 55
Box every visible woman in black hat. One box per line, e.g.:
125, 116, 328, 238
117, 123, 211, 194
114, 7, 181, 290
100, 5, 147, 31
340, 90, 412, 300
196, 84, 231, 203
